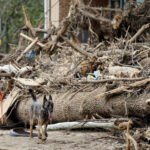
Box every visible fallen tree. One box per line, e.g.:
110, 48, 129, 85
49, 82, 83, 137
2, 79, 149, 125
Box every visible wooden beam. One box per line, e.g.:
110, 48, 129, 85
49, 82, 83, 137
20, 33, 45, 48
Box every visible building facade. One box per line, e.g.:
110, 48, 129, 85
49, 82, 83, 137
49, 0, 144, 27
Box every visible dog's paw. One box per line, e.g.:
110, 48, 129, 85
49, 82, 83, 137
42, 136, 47, 141
45, 132, 48, 137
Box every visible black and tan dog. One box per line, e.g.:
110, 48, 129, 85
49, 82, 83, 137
29, 89, 53, 140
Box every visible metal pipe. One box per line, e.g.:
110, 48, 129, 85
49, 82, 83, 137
44, 0, 50, 37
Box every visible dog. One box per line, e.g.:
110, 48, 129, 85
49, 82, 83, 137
29, 89, 54, 140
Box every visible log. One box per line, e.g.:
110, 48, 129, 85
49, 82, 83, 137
16, 37, 38, 62
20, 33, 45, 48
45, 121, 118, 131
11, 84, 150, 125
77, 8, 111, 24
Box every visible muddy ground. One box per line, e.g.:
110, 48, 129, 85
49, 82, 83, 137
0, 129, 127, 150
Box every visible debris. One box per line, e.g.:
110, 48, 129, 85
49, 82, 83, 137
0, 1, 150, 148
10, 128, 37, 137
25, 50, 36, 63
0, 64, 19, 74
87, 74, 95, 80
93, 70, 101, 80
13, 78, 46, 87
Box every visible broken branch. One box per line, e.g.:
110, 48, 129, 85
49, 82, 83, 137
77, 8, 111, 24
95, 77, 150, 99
22, 5, 36, 37
20, 33, 45, 48
128, 23, 150, 44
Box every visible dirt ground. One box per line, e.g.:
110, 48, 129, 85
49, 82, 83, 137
0, 129, 126, 150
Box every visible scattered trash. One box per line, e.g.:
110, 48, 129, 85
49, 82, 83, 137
0, 64, 19, 74
94, 70, 101, 80
87, 74, 95, 80
25, 50, 36, 62
10, 128, 37, 137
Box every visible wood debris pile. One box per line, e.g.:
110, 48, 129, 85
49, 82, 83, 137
1, 1, 150, 149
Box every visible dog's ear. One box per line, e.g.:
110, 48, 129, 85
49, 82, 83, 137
49, 95, 52, 101
43, 95, 47, 106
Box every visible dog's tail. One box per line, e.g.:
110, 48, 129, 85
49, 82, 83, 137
29, 89, 36, 102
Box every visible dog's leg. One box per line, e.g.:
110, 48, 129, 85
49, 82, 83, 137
30, 119, 34, 138
37, 124, 41, 139
44, 121, 49, 137
39, 124, 46, 140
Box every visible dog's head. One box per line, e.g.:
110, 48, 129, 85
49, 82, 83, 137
43, 95, 54, 121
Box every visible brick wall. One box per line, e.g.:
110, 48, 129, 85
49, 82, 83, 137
59, 0, 71, 22
83, 0, 109, 7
